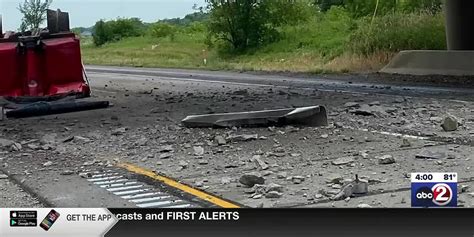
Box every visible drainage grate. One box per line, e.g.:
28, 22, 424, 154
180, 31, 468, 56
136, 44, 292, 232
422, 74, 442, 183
84, 169, 197, 208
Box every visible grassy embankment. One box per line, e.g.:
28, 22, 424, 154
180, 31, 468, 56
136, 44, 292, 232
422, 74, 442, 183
81, 9, 446, 74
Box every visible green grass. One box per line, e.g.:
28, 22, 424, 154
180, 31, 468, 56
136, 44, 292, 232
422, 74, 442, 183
82, 9, 446, 73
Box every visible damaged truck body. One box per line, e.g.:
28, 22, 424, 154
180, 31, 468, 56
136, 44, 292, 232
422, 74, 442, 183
0, 10, 109, 119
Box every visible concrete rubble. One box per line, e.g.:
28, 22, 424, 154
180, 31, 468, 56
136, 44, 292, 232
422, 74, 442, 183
1, 68, 473, 208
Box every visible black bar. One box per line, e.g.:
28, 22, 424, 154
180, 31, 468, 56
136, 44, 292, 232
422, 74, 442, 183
106, 209, 474, 237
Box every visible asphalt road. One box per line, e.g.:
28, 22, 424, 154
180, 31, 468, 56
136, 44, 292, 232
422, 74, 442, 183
1, 66, 473, 208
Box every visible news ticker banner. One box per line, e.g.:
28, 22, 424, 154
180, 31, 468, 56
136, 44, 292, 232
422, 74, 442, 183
0, 208, 472, 237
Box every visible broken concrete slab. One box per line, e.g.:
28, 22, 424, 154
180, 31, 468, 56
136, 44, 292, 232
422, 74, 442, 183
181, 106, 328, 128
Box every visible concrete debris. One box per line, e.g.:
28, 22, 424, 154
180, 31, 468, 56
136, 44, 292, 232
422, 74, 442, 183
11, 143, 22, 151
159, 153, 173, 159
266, 183, 284, 193
430, 117, 443, 123
227, 134, 258, 142
239, 173, 265, 187
27, 144, 40, 150
400, 139, 412, 148
325, 174, 344, 184
79, 172, 92, 178
378, 155, 396, 165
195, 181, 204, 187
334, 122, 344, 128
416, 150, 447, 160
198, 160, 209, 165
181, 106, 328, 128
193, 146, 205, 156
0, 138, 15, 149
332, 156, 355, 166
332, 175, 368, 200
249, 183, 284, 199
83, 161, 95, 166
158, 145, 174, 153
459, 185, 470, 193
252, 194, 264, 199
441, 116, 459, 132
178, 161, 189, 169
73, 136, 92, 143
232, 89, 249, 96
252, 155, 269, 170
214, 135, 227, 145
221, 177, 232, 185
291, 176, 305, 184
351, 104, 387, 117
42, 161, 53, 167
40, 133, 57, 144
251, 184, 267, 195
277, 172, 288, 179
60, 170, 74, 175
344, 102, 360, 108
265, 191, 283, 198
111, 127, 127, 136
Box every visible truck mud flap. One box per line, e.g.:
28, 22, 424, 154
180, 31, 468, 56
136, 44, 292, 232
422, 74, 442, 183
5, 100, 109, 118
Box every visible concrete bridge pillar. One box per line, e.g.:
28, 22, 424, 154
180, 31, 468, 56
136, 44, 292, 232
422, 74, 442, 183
445, 0, 474, 50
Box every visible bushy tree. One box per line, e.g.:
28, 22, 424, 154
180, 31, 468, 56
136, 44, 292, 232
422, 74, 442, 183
93, 18, 145, 46
18, 0, 52, 32
148, 22, 177, 39
206, 0, 311, 52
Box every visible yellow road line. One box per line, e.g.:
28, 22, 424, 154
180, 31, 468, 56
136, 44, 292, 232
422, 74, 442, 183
117, 163, 241, 208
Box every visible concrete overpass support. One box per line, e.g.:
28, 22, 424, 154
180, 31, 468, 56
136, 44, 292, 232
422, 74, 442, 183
445, 0, 474, 50
381, 1, 474, 76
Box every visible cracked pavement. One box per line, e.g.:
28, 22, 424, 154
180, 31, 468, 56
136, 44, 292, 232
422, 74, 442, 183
0, 66, 473, 208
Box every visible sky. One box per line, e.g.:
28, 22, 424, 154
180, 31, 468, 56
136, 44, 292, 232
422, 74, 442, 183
0, 0, 206, 31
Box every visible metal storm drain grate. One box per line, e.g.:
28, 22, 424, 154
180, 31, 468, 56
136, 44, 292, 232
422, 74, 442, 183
84, 169, 198, 208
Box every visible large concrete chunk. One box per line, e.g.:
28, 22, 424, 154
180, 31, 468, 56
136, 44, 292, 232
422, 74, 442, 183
381, 50, 474, 76
181, 106, 328, 128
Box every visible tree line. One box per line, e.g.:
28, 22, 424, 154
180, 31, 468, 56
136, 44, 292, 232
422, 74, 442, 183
14, 0, 442, 54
